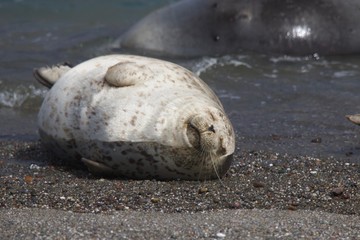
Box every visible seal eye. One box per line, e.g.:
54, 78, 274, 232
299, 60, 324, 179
186, 122, 201, 149
208, 125, 216, 133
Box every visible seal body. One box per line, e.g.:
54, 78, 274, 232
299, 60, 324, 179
35, 55, 235, 180
120, 0, 360, 56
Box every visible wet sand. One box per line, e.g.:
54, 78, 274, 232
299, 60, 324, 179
1, 139, 359, 239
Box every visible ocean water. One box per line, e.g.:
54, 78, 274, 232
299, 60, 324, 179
1, 0, 360, 162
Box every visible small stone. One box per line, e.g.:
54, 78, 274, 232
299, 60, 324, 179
198, 187, 208, 194
67, 196, 75, 202
311, 137, 322, 143
115, 205, 126, 210
216, 232, 226, 238
229, 201, 241, 209
253, 181, 265, 188
287, 205, 297, 211
29, 164, 41, 170
151, 197, 160, 203
342, 193, 350, 200
271, 134, 281, 140
331, 187, 344, 197
24, 175, 33, 184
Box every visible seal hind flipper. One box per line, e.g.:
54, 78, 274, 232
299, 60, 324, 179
34, 63, 72, 88
81, 158, 116, 176
105, 62, 150, 87
346, 114, 360, 125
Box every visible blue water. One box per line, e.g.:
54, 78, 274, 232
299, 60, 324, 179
0, 0, 360, 162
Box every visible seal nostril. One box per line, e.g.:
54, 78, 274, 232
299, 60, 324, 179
208, 125, 216, 133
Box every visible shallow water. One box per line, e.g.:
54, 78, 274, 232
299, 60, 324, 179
1, 1, 360, 162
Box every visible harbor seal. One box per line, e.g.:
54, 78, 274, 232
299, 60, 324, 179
34, 55, 235, 180
120, 0, 360, 56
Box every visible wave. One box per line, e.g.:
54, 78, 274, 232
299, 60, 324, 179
189, 55, 252, 76
1, 54, 359, 109
0, 84, 46, 108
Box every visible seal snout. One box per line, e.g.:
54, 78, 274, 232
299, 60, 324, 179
186, 112, 232, 158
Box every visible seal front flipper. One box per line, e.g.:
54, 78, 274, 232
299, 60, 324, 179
81, 158, 116, 176
105, 61, 151, 87
346, 114, 360, 125
33, 63, 72, 88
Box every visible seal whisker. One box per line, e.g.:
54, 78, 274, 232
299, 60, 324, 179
194, 148, 207, 181
210, 152, 228, 188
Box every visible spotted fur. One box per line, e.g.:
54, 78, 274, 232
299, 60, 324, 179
35, 55, 235, 180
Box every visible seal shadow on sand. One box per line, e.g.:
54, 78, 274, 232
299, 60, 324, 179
8, 140, 94, 179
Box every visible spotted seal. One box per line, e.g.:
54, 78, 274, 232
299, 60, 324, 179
34, 55, 235, 180
120, 0, 360, 56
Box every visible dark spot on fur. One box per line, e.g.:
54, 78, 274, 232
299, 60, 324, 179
130, 116, 137, 126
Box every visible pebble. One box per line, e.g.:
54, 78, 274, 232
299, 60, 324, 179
331, 187, 344, 197
198, 187, 208, 194
151, 197, 160, 203
253, 181, 265, 188
216, 232, 226, 238
29, 164, 41, 170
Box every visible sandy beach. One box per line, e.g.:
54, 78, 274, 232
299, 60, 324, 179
1, 139, 359, 239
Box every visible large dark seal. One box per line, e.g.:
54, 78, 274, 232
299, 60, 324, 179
120, 0, 360, 57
